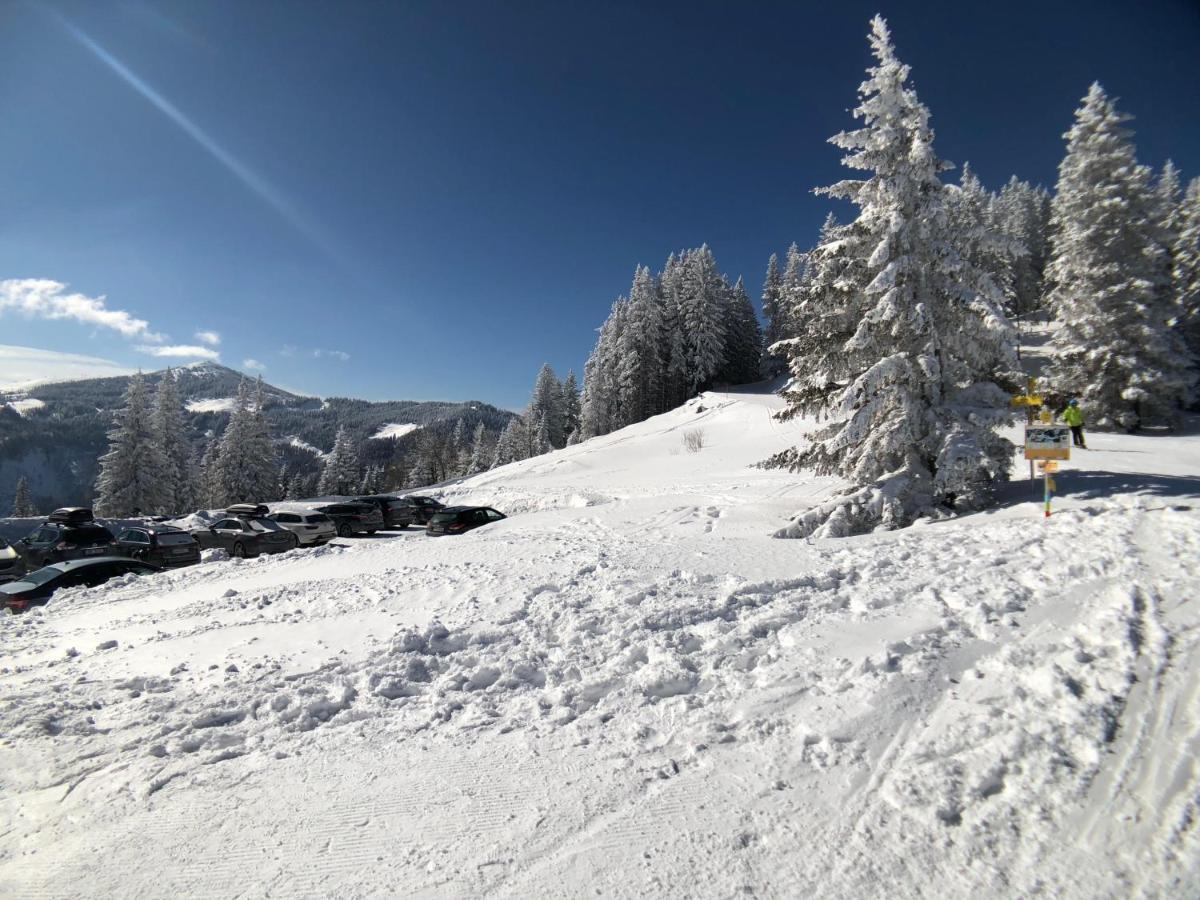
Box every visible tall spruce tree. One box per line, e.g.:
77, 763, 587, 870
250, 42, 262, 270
152, 368, 192, 515
11, 476, 36, 517
1046, 84, 1193, 428
212, 379, 279, 504
718, 276, 762, 385
768, 16, 1017, 538
1175, 177, 1200, 366
319, 427, 361, 495
467, 422, 491, 474
528, 364, 566, 448
616, 266, 665, 424
760, 253, 787, 376
560, 371, 582, 442
94, 371, 172, 516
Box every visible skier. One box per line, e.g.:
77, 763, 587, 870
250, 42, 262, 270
1062, 399, 1087, 449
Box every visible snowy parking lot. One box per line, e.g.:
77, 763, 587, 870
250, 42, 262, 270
2, 385, 1198, 897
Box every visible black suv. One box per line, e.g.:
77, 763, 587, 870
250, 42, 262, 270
314, 502, 384, 537
426, 506, 506, 536
115, 525, 202, 568
191, 504, 297, 557
16, 508, 119, 567
1, 557, 160, 613
355, 495, 418, 530
394, 495, 445, 525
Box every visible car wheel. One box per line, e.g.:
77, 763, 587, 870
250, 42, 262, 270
232, 542, 246, 558
367, 529, 377, 536
287, 534, 299, 550
337, 523, 352, 538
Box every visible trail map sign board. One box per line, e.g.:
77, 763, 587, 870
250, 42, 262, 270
1025, 426, 1071, 461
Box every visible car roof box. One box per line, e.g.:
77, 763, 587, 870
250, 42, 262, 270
225, 503, 269, 517
47, 507, 95, 524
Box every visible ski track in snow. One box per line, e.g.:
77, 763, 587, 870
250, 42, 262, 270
1, 385, 1198, 898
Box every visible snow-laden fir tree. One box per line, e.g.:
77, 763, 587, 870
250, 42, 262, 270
10, 476, 36, 517
580, 298, 628, 438
946, 164, 1022, 323
680, 246, 727, 393
319, 426, 361, 495
560, 371, 581, 443
1174, 177, 1200, 365
467, 422, 491, 474
152, 368, 192, 515
528, 364, 565, 448
450, 419, 469, 476
616, 266, 665, 425
489, 420, 528, 468
94, 371, 173, 516
768, 15, 1017, 538
212, 379, 278, 504
991, 177, 1051, 321
198, 434, 222, 509
1045, 84, 1193, 428
718, 276, 762, 385
659, 256, 690, 411
759, 253, 786, 375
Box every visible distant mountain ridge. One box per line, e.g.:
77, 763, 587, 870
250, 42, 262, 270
0, 363, 514, 511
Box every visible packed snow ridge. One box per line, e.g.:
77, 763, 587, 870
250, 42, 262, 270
184, 398, 237, 414
1, 384, 1197, 898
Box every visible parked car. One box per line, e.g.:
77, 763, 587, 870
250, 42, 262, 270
190, 504, 297, 557
1, 557, 161, 614
267, 510, 337, 546
314, 503, 384, 537
426, 506, 506, 536
115, 525, 202, 568
394, 495, 445, 525
0, 537, 28, 584
15, 508, 119, 567
354, 495, 420, 530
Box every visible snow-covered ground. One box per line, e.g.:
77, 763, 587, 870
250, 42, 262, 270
3, 397, 45, 416
370, 422, 421, 440
2, 384, 1198, 898
185, 398, 237, 414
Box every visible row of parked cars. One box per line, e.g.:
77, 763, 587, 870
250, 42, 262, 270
1, 497, 508, 614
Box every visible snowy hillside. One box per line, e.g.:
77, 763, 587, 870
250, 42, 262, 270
1, 384, 1198, 897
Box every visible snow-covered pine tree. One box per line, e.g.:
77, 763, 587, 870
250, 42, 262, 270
759, 253, 787, 376
1175, 177, 1200, 365
1046, 84, 1194, 428
718, 276, 762, 385
467, 422, 491, 474
946, 163, 1022, 322
680, 246, 728, 393
659, 256, 691, 412
198, 434, 222, 509
94, 371, 173, 516
491, 417, 528, 468
450, 419, 469, 476
560, 370, 581, 440
528, 364, 566, 448
532, 413, 553, 456
616, 266, 665, 424
768, 15, 1017, 538
212, 379, 278, 504
319, 426, 362, 495
992, 177, 1051, 321
152, 368, 192, 515
580, 298, 628, 437
10, 476, 36, 517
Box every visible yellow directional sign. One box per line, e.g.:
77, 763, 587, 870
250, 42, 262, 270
1011, 394, 1044, 408
1039, 461, 1059, 473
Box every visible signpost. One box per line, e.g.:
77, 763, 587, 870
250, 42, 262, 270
1025, 429, 1070, 517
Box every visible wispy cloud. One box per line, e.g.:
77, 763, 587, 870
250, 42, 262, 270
138, 344, 221, 361
279, 345, 297, 358
242, 358, 266, 370
0, 344, 136, 390
194, 330, 221, 346
1, 278, 161, 340
313, 348, 350, 362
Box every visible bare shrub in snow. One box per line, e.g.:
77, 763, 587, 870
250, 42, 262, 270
683, 429, 705, 453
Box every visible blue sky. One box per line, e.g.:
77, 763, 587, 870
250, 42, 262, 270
2, 1, 1198, 408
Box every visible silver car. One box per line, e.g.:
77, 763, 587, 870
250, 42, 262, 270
267, 510, 337, 546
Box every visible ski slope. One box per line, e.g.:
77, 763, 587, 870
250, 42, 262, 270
1, 384, 1198, 898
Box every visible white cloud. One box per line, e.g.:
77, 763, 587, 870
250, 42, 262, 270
0, 278, 161, 340
137, 344, 221, 361
242, 358, 266, 370
313, 348, 350, 362
279, 345, 297, 358
0, 344, 136, 390
194, 330, 221, 346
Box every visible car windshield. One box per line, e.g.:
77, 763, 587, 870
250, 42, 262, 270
63, 526, 113, 545
156, 533, 194, 547
247, 519, 284, 533
22, 567, 64, 586
430, 510, 459, 524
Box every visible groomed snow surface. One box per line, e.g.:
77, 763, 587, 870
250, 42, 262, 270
2, 385, 1198, 898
